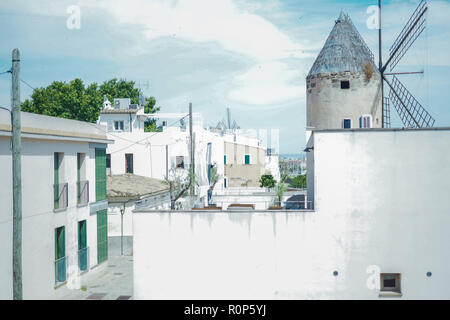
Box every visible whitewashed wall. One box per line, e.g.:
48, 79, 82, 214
133, 129, 450, 299
0, 137, 105, 299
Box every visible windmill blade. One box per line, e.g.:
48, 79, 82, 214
383, 97, 391, 128
384, 0, 428, 72
384, 75, 435, 128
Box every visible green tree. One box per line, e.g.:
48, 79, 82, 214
259, 173, 276, 188
290, 174, 307, 189
143, 96, 161, 132
274, 182, 287, 206
207, 165, 221, 205
21, 78, 160, 126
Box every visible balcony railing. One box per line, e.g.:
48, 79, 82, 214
78, 247, 90, 272
279, 200, 314, 210
54, 256, 68, 285
77, 180, 89, 205
54, 183, 68, 210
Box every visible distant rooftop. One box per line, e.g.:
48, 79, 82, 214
0, 111, 111, 143
107, 173, 169, 200
100, 108, 140, 114
308, 11, 377, 77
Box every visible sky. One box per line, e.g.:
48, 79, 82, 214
0, 0, 449, 153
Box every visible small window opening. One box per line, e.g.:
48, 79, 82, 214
380, 273, 401, 294
176, 156, 185, 169
341, 80, 350, 89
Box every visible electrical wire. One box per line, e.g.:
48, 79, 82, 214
20, 79, 35, 90
110, 114, 189, 154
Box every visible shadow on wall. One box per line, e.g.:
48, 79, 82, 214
108, 236, 133, 256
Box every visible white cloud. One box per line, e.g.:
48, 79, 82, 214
83, 0, 306, 62
228, 61, 304, 105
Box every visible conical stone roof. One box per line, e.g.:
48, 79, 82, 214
308, 11, 378, 77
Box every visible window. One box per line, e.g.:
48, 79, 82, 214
55, 226, 66, 284
224, 155, 227, 165
224, 178, 228, 188
359, 115, 372, 128
125, 153, 134, 173
95, 149, 107, 201
342, 119, 352, 129
106, 154, 111, 169
78, 220, 88, 271
114, 121, 124, 131
54, 153, 68, 210
97, 210, 108, 264
77, 153, 88, 205
341, 80, 350, 89
380, 273, 401, 294
244, 154, 251, 165
176, 156, 185, 169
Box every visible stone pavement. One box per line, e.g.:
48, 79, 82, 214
54, 254, 133, 300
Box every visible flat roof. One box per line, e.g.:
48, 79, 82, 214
312, 127, 450, 134
0, 111, 112, 143
107, 174, 169, 200
100, 108, 141, 114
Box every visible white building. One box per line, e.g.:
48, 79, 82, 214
98, 99, 279, 207
0, 111, 112, 299
132, 128, 450, 299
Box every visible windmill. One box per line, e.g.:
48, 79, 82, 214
215, 107, 240, 132
378, 0, 434, 128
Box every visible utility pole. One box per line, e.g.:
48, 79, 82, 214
165, 144, 168, 179
12, 48, 23, 300
378, 0, 384, 128
189, 103, 194, 196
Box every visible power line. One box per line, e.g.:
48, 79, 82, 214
110, 114, 189, 154
0, 69, 12, 75
20, 79, 35, 90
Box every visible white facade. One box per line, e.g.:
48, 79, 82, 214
0, 112, 112, 299
98, 107, 279, 206
132, 128, 450, 299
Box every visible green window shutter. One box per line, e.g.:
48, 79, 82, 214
55, 226, 66, 282
78, 220, 88, 271
95, 149, 107, 201
97, 209, 108, 264
54, 153, 59, 185
245, 154, 250, 165
77, 153, 81, 182
55, 226, 65, 259
54, 153, 59, 209
78, 220, 87, 250
224, 155, 226, 165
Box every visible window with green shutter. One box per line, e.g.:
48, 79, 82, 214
55, 226, 66, 283
95, 148, 107, 201
54, 153, 59, 209
97, 210, 108, 264
244, 154, 251, 165
78, 220, 88, 271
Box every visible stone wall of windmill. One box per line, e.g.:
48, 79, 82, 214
307, 70, 382, 130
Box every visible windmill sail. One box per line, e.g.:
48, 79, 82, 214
383, 97, 391, 128
386, 76, 435, 128
379, 0, 433, 128
388, 0, 428, 71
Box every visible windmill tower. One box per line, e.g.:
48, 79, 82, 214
307, 12, 383, 130
378, 0, 434, 128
